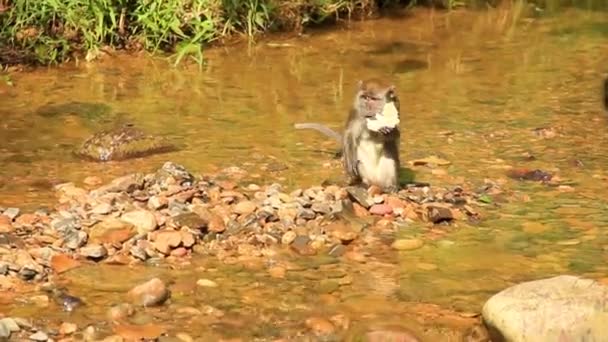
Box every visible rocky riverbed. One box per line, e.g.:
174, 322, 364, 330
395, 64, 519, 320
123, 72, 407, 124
0, 161, 491, 341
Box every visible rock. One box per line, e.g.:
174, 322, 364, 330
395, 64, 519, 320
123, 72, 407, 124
169, 212, 206, 230
297, 208, 316, 220
154, 231, 182, 255
506, 168, 553, 182
16, 213, 39, 227
29, 331, 49, 341
369, 204, 393, 216
83, 176, 103, 186
59, 322, 77, 335
108, 303, 135, 321
91, 203, 113, 215
3, 208, 20, 220
80, 244, 108, 259
311, 202, 331, 215
290, 235, 316, 256
346, 187, 374, 209
268, 266, 286, 278
196, 279, 218, 288
121, 210, 157, 234
366, 328, 420, 342
128, 278, 170, 307
305, 317, 335, 336
64, 230, 88, 250
0, 320, 10, 339
155, 162, 194, 185
326, 223, 358, 244
180, 231, 195, 248
0, 318, 20, 337
233, 201, 257, 215
89, 217, 135, 244
281, 231, 296, 245
0, 215, 12, 233
191, 206, 225, 233
328, 244, 347, 257
91, 173, 144, 196
482, 275, 608, 342
176, 332, 194, 342
76, 125, 175, 162
409, 155, 451, 167
391, 239, 424, 251
148, 196, 168, 210
426, 205, 453, 224
50, 254, 82, 274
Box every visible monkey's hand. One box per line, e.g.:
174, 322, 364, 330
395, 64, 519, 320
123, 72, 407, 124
378, 126, 394, 135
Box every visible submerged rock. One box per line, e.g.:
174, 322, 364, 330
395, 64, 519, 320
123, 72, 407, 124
35, 101, 111, 118
76, 124, 176, 162
128, 278, 170, 307
482, 275, 608, 342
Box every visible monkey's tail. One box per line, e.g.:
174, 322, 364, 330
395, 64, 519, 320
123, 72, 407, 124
294, 123, 342, 144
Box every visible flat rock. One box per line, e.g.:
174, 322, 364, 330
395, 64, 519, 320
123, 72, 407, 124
121, 210, 157, 234
346, 187, 374, 209
482, 275, 608, 342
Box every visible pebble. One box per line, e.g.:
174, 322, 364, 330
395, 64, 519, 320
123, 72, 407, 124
369, 204, 393, 216
29, 331, 49, 341
196, 279, 218, 288
391, 239, 424, 251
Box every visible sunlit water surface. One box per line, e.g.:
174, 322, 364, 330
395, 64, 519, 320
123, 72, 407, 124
1, 5, 608, 341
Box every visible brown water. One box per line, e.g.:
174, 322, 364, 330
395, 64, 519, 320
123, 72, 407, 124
2, 5, 608, 341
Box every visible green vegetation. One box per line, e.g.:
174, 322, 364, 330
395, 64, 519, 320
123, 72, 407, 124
0, 0, 605, 67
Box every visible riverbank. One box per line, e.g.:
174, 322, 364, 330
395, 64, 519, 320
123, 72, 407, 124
0, 161, 488, 340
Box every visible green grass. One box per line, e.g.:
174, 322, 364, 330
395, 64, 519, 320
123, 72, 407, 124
0, 0, 605, 67
0, 0, 390, 67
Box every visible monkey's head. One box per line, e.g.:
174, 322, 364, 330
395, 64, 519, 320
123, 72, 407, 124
354, 79, 400, 119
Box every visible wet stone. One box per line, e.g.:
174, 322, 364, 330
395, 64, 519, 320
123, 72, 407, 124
327, 244, 347, 257
281, 231, 297, 245
290, 235, 316, 255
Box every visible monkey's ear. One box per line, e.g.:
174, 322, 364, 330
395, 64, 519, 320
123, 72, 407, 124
357, 80, 364, 90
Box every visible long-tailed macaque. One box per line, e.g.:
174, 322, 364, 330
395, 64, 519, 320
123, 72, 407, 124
295, 78, 401, 192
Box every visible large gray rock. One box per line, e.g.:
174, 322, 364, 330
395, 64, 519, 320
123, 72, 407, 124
482, 275, 608, 342
76, 124, 175, 162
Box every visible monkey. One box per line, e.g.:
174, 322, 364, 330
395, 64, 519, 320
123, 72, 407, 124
295, 78, 401, 192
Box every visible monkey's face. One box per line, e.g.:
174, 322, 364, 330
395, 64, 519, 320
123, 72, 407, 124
356, 81, 400, 119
